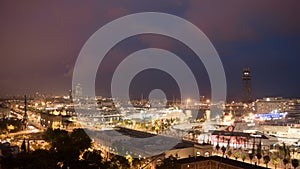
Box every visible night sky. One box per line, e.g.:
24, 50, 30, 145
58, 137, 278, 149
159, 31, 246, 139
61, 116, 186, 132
0, 1, 300, 101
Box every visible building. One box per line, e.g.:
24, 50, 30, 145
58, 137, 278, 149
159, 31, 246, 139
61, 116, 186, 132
211, 130, 271, 151
74, 83, 83, 99
255, 97, 289, 114
40, 109, 78, 129
165, 141, 213, 160
258, 125, 300, 139
97, 98, 116, 111
178, 156, 268, 169
255, 97, 300, 123
223, 101, 251, 118
148, 141, 214, 169
286, 99, 300, 123
242, 68, 252, 103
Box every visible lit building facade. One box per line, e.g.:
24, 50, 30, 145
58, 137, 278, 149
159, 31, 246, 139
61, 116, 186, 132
74, 83, 83, 99
178, 156, 268, 169
255, 97, 289, 114
40, 109, 78, 129
286, 99, 300, 123
223, 102, 251, 118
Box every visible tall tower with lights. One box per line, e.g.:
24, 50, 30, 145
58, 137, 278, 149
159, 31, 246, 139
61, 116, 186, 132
75, 83, 83, 99
242, 68, 252, 103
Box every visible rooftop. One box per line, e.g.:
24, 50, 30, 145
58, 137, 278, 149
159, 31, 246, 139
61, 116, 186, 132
178, 156, 269, 169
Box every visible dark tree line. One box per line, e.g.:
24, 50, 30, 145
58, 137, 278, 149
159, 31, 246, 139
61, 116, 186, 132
0, 128, 138, 169
156, 156, 180, 169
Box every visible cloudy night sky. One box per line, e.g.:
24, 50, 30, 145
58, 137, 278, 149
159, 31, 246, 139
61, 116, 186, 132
0, 1, 300, 101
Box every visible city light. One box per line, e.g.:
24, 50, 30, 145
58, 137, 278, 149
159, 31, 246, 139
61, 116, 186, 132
0, 2, 299, 168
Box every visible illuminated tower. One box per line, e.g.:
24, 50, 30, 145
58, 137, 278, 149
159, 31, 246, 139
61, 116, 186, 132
68, 90, 73, 100
242, 68, 252, 103
75, 83, 83, 99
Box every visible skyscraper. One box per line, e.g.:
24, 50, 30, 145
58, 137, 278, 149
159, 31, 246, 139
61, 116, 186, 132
242, 68, 252, 103
75, 83, 83, 99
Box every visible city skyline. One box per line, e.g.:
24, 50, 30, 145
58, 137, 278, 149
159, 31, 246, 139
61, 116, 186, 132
2, 2, 300, 169
0, 1, 300, 100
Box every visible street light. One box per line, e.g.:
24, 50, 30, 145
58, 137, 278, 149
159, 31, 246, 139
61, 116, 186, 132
206, 99, 210, 104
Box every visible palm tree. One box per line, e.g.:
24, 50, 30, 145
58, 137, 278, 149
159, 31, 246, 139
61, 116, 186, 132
278, 144, 285, 168
221, 146, 226, 157
250, 136, 255, 164
263, 155, 270, 168
233, 151, 240, 160
292, 148, 297, 159
292, 159, 299, 169
256, 140, 262, 165
226, 138, 231, 150
282, 142, 291, 169
216, 143, 220, 154
283, 158, 290, 169
242, 154, 247, 162
273, 158, 279, 169
249, 153, 254, 164
215, 134, 220, 154
243, 138, 247, 150
257, 153, 262, 165
227, 150, 232, 158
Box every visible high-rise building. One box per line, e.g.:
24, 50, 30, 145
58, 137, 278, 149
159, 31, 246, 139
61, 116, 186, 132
75, 84, 82, 99
286, 99, 300, 123
255, 97, 289, 114
68, 90, 73, 100
242, 68, 252, 103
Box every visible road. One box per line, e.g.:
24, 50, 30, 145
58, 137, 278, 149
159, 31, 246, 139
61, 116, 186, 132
6, 129, 42, 138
